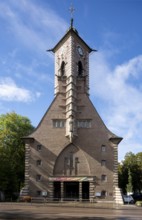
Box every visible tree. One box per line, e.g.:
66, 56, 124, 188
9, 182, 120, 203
118, 151, 142, 194
126, 169, 133, 195
0, 112, 34, 199
136, 152, 142, 192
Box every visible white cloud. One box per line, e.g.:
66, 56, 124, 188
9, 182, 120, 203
0, 0, 68, 53
35, 92, 41, 98
0, 0, 60, 93
90, 52, 142, 160
0, 77, 33, 102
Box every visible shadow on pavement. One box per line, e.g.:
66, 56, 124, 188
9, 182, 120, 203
0, 213, 135, 220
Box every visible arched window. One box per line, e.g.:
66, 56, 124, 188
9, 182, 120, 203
77, 61, 83, 77
61, 61, 65, 76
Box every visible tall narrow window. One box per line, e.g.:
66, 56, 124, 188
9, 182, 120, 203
77, 61, 83, 77
75, 157, 79, 175
69, 152, 73, 175
64, 157, 69, 175
61, 61, 65, 76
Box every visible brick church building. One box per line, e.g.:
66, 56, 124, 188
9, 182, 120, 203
22, 19, 123, 204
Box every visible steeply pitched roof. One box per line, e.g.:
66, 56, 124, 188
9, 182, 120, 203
47, 24, 97, 53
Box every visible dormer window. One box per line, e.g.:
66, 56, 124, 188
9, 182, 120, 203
61, 61, 65, 76
77, 61, 83, 77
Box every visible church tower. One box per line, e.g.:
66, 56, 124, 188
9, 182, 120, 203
51, 19, 93, 143
22, 18, 123, 204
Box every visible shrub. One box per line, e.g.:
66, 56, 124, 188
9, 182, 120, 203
136, 201, 142, 207
19, 196, 31, 202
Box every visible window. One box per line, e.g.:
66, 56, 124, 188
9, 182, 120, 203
53, 120, 65, 128
101, 145, 106, 152
75, 157, 79, 175
61, 61, 65, 76
77, 120, 91, 128
101, 190, 107, 197
37, 191, 41, 196
75, 157, 79, 163
77, 61, 83, 77
101, 160, 106, 166
36, 160, 42, 166
37, 144, 42, 151
36, 174, 41, 181
101, 175, 107, 182
64, 155, 79, 176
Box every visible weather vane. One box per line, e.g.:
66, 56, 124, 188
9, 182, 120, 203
69, 3, 75, 27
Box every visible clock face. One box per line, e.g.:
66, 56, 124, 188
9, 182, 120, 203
77, 46, 84, 56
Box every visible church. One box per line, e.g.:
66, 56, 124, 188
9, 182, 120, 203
22, 18, 123, 204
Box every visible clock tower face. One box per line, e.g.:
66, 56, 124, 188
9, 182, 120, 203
77, 45, 84, 56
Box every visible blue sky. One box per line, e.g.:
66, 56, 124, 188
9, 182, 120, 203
0, 0, 142, 161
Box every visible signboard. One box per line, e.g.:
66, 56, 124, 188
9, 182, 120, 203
42, 191, 47, 197
95, 192, 101, 197
48, 177, 94, 182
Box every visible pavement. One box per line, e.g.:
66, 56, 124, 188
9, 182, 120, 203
0, 202, 142, 220
0, 201, 139, 209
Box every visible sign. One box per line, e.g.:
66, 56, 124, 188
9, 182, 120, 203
42, 191, 47, 197
48, 177, 94, 182
95, 192, 101, 197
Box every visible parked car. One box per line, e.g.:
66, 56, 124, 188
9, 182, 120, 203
0, 191, 5, 201
123, 195, 135, 204
131, 193, 142, 202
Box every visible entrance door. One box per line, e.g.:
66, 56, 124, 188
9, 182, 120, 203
53, 182, 61, 201
64, 182, 79, 200
82, 181, 89, 200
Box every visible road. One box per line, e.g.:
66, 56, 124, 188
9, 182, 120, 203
0, 203, 142, 220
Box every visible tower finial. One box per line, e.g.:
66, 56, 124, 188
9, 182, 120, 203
69, 3, 75, 28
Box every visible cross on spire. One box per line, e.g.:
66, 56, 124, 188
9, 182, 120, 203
69, 3, 75, 28
69, 3, 75, 18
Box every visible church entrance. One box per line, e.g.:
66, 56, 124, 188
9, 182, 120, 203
64, 181, 79, 200
53, 180, 90, 201
53, 181, 61, 201
82, 181, 89, 200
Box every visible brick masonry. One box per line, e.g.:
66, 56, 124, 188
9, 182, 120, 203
23, 25, 123, 203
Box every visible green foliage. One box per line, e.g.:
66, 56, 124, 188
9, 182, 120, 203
0, 112, 34, 199
118, 151, 142, 194
126, 169, 133, 194
136, 201, 142, 207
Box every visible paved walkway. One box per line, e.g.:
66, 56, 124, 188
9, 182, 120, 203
0, 202, 142, 220
0, 201, 139, 209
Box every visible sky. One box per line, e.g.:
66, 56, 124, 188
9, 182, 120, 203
0, 0, 142, 161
